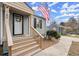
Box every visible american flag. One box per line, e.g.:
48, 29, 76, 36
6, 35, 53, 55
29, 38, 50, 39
38, 3, 49, 21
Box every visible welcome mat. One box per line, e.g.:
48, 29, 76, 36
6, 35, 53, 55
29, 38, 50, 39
68, 42, 79, 56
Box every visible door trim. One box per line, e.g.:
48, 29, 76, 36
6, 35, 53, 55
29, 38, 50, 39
13, 13, 24, 35
0, 5, 3, 45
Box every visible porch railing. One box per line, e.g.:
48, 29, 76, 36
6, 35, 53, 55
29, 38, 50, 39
31, 26, 44, 49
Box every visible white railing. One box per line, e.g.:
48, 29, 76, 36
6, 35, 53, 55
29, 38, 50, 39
31, 26, 44, 49
31, 26, 44, 38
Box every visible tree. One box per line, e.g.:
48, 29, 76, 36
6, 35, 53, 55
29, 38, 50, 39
68, 17, 77, 23
59, 17, 78, 34
65, 16, 78, 34
76, 16, 79, 34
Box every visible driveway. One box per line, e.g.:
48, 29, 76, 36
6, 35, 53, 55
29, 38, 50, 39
34, 36, 79, 56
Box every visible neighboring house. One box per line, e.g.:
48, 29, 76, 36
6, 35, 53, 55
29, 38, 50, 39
47, 21, 60, 33
0, 2, 46, 56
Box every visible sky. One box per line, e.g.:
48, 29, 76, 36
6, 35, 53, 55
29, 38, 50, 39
27, 2, 79, 25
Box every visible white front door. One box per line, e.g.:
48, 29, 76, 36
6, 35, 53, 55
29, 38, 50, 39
13, 14, 23, 35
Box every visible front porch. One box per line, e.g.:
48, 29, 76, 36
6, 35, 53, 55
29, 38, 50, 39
2, 2, 34, 56
9, 7, 30, 40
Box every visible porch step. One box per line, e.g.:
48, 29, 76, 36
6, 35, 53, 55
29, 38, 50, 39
12, 42, 37, 54
13, 39, 35, 48
12, 37, 41, 56
25, 48, 41, 56
12, 45, 40, 56
13, 37, 33, 43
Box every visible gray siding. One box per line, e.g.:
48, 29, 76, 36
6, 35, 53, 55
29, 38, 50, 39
33, 16, 46, 35
24, 16, 29, 35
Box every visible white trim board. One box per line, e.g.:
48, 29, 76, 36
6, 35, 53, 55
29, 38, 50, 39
0, 4, 3, 45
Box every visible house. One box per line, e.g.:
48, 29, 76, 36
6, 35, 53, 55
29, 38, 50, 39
47, 21, 60, 33
32, 15, 46, 36
0, 2, 46, 56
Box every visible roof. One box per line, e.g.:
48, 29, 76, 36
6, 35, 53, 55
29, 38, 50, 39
34, 15, 45, 20
24, 2, 34, 11
48, 22, 59, 30
24, 3, 45, 20
3, 2, 34, 14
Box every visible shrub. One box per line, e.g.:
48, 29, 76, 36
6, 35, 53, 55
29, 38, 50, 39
46, 30, 61, 39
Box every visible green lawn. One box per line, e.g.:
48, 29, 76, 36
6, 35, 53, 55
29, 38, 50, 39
68, 42, 79, 56
63, 34, 79, 38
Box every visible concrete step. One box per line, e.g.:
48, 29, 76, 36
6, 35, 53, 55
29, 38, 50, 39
12, 45, 39, 56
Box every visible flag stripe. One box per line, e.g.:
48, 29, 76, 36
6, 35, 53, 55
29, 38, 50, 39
39, 7, 48, 21
38, 6, 48, 20
38, 5, 49, 21
39, 6, 49, 19
40, 6, 49, 17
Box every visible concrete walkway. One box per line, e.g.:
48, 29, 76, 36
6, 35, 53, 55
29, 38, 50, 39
34, 36, 79, 56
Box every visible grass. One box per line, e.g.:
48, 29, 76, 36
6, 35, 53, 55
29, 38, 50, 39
68, 42, 79, 56
63, 34, 79, 38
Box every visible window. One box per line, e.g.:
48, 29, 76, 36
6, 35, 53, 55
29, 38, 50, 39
39, 20, 42, 29
34, 18, 37, 28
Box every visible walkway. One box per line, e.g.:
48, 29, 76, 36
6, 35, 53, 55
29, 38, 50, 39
34, 36, 79, 56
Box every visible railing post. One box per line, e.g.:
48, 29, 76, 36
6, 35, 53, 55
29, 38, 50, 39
4, 5, 13, 56
40, 37, 44, 50
8, 46, 12, 56
30, 15, 34, 36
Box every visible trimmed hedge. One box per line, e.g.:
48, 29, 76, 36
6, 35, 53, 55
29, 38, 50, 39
46, 30, 61, 39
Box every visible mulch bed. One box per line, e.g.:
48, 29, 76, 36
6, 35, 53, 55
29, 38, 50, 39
68, 42, 79, 56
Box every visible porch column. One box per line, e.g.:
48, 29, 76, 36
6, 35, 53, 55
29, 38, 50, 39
29, 15, 33, 36
4, 5, 13, 55
0, 3, 3, 45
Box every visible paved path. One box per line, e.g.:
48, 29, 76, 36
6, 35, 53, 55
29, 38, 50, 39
34, 36, 79, 56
